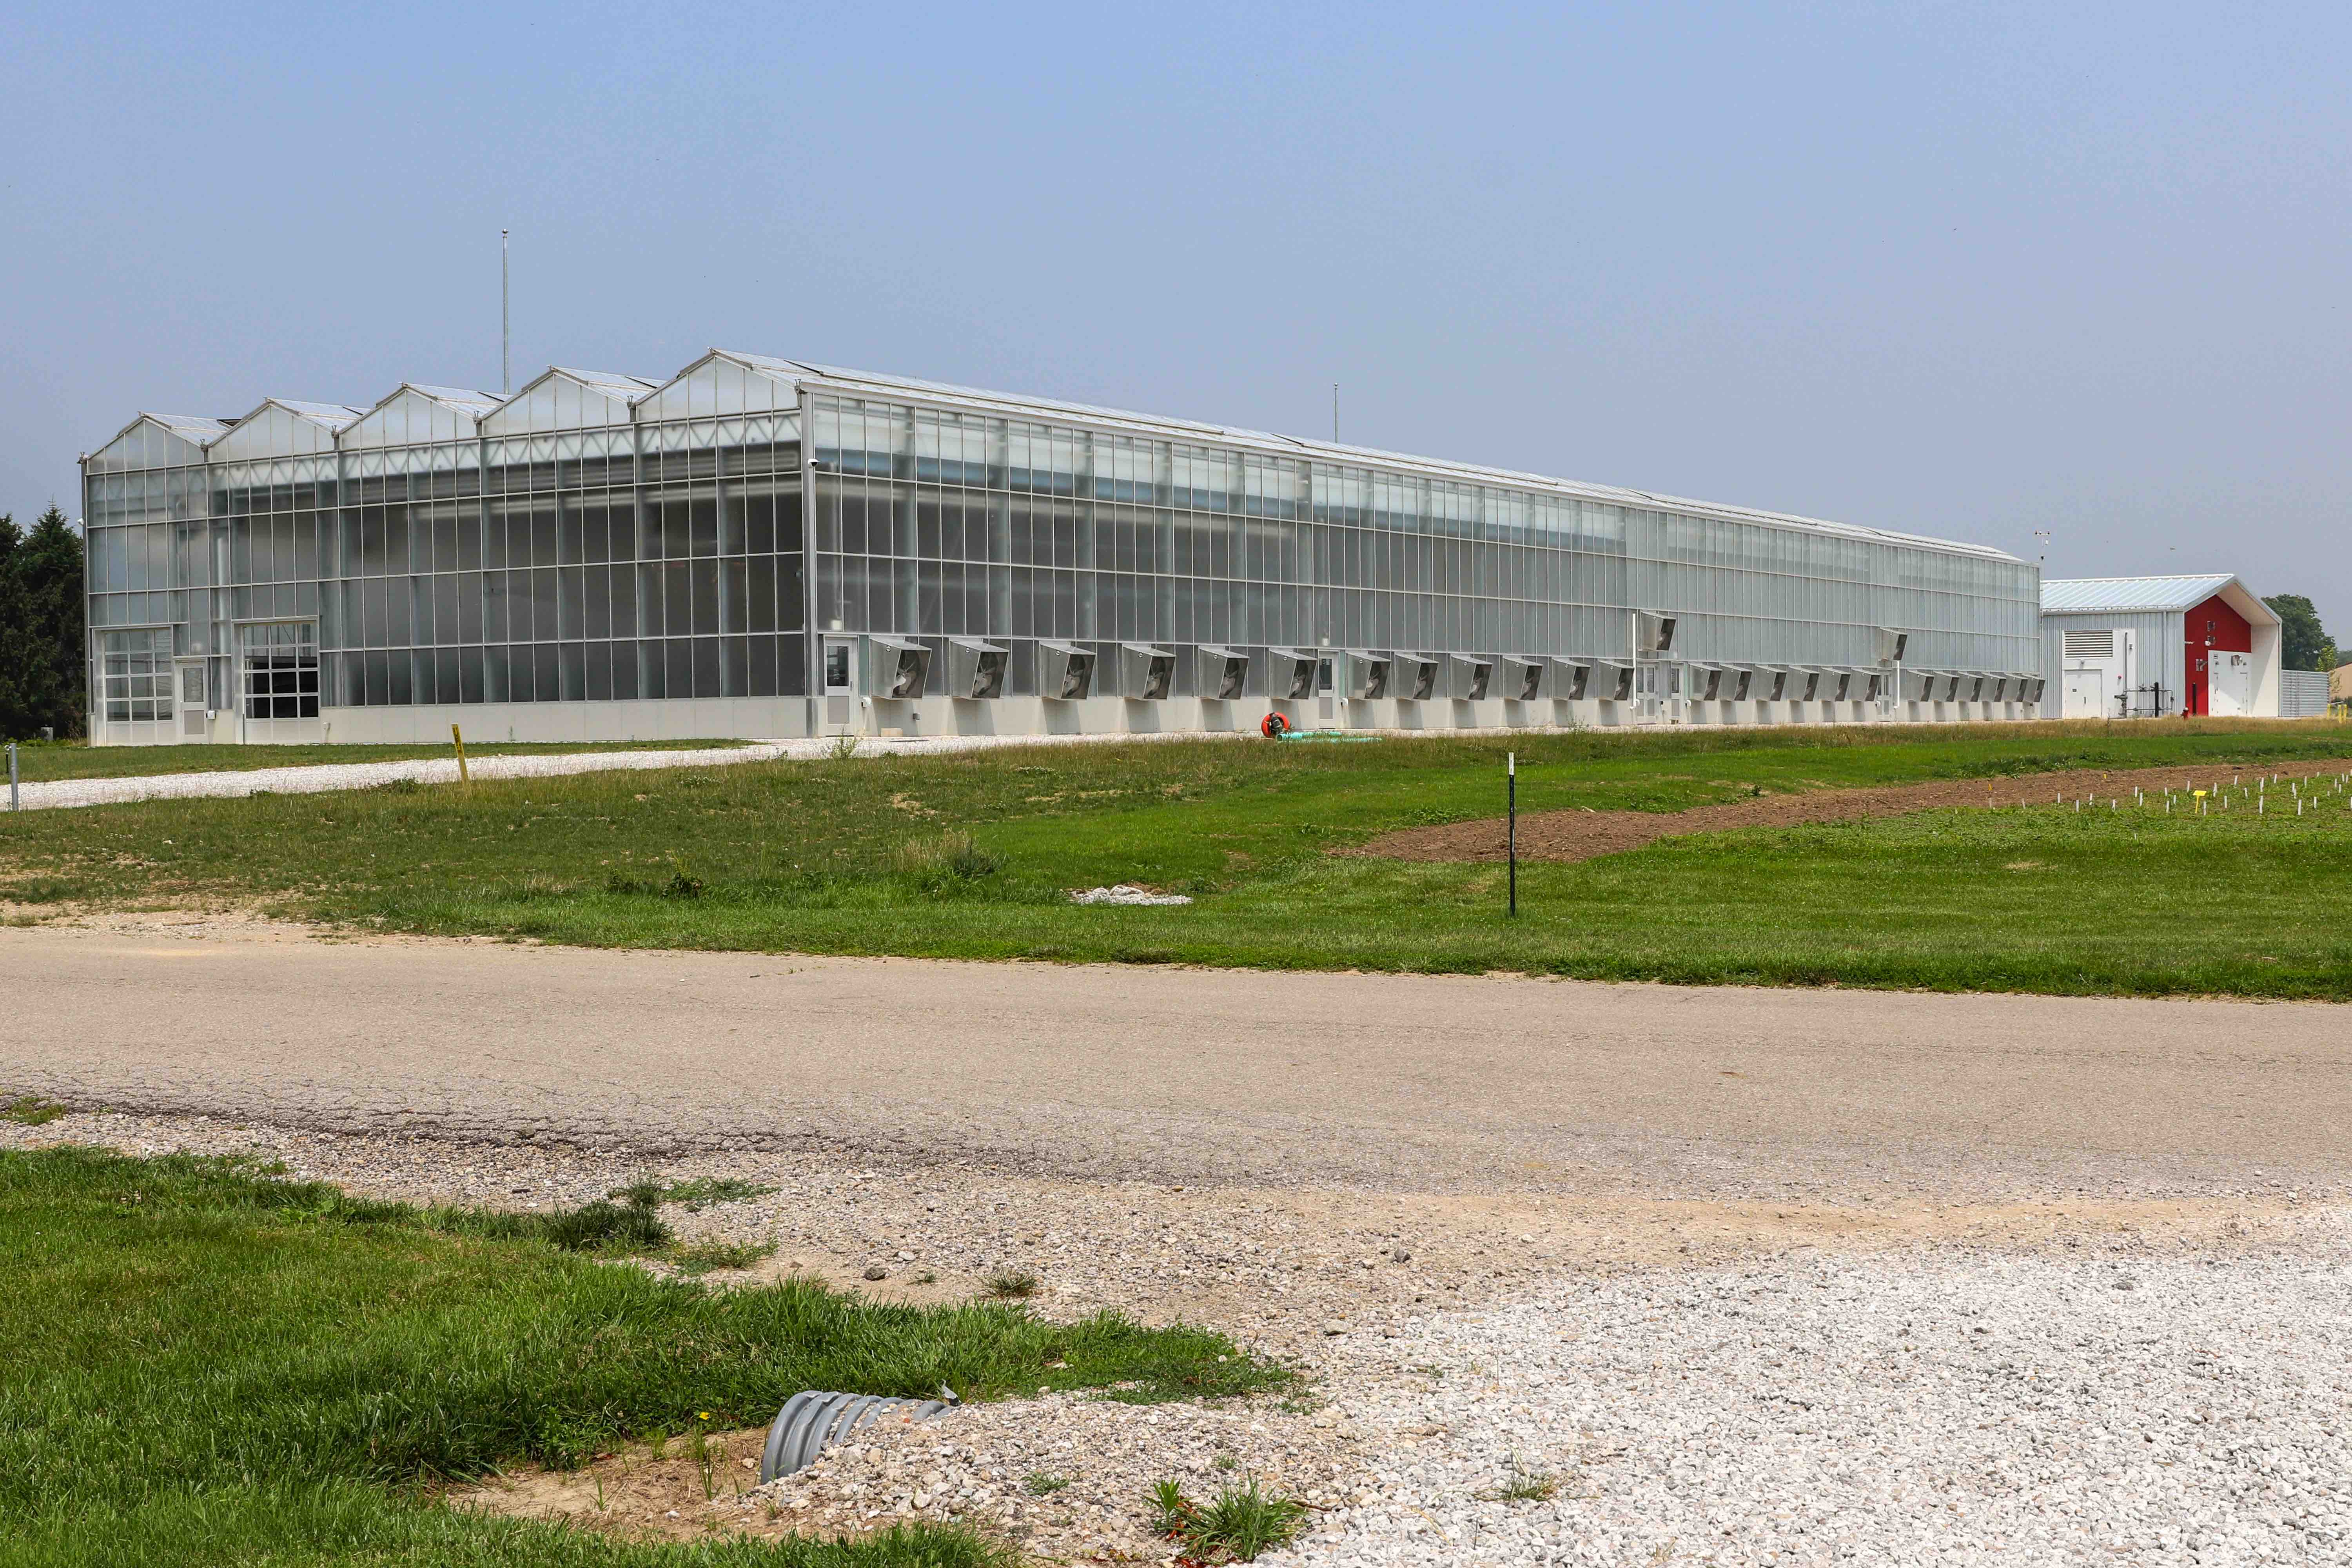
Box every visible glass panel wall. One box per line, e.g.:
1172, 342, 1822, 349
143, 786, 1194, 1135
804, 392, 2040, 694
303, 417, 805, 708
100, 629, 174, 722
810, 397, 1651, 695
84, 369, 2041, 730
238, 620, 319, 719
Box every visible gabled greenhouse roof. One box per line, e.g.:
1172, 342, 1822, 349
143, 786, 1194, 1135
555, 367, 661, 396
263, 399, 366, 428
84, 413, 232, 473
339, 384, 505, 450
198, 398, 366, 461
762, 356, 2022, 563
85, 349, 2025, 563
477, 367, 661, 436
203, 398, 365, 442
403, 385, 503, 415
145, 413, 234, 443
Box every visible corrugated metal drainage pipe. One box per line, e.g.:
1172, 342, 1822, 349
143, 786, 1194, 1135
758, 1391, 955, 1484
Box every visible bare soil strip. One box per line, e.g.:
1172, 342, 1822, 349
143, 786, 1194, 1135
1347, 755, 2352, 864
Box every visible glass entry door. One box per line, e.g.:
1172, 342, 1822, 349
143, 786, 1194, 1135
175, 660, 209, 741
822, 635, 857, 728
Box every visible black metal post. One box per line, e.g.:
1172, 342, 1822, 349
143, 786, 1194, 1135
1507, 751, 1517, 918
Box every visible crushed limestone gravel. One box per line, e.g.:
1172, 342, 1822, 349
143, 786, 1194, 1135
750, 1392, 1355, 1563
1290, 1231, 2352, 1566
9, 1110, 2348, 1564
12, 728, 1267, 813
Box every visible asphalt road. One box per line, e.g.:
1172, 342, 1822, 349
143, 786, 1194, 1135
9, 924, 2347, 1198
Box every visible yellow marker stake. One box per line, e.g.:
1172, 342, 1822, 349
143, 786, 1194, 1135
452, 724, 471, 786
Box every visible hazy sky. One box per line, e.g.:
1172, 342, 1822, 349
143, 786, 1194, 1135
7, 2, 2347, 629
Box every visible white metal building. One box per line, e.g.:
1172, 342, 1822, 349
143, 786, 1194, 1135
2040, 574, 2282, 720
83, 352, 2049, 746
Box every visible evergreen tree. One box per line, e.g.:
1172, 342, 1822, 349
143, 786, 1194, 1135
0, 514, 44, 739
2263, 593, 2338, 672
19, 505, 87, 735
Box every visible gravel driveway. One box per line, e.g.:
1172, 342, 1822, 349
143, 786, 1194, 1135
9, 921, 2352, 1199
1301, 1232, 2352, 1564
8, 923, 2349, 1564
7, 728, 1251, 811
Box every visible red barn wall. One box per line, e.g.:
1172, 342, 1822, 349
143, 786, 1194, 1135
2183, 594, 2253, 715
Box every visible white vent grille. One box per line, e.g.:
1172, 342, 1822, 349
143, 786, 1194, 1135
2063, 629, 2116, 660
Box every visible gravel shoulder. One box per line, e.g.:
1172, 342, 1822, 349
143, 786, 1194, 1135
9, 1106, 2341, 1566
1350, 756, 2352, 863
11, 728, 1266, 812
11, 927, 2352, 1564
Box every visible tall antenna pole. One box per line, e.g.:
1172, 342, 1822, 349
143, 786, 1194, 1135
1332, 383, 1339, 443
501, 229, 511, 394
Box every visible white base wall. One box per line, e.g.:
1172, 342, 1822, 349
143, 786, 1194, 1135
842, 693, 2041, 739
92, 693, 2045, 746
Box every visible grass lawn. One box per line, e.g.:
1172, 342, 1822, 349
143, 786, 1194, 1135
5, 738, 749, 784
4, 719, 2351, 998
0, 1146, 1279, 1568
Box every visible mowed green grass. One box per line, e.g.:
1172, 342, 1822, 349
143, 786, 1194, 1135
0, 1147, 1279, 1568
6, 737, 747, 783
4, 719, 2351, 998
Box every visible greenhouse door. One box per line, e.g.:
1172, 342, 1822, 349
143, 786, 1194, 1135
236, 621, 322, 744
822, 636, 857, 729
175, 660, 209, 742
2209, 651, 2252, 717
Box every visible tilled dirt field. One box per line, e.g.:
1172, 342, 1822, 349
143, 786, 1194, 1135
1348, 755, 2352, 863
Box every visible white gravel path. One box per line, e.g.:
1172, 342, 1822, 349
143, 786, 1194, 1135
11, 1109, 2348, 1563
1285, 1225, 2352, 1567
8, 728, 1260, 812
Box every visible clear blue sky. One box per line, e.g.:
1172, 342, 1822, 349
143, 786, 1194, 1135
6, 2, 2346, 632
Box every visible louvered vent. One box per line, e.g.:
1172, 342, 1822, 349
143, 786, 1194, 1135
2063, 629, 2116, 659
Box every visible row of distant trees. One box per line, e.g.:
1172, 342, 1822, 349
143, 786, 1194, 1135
2262, 595, 2338, 673
0, 507, 86, 740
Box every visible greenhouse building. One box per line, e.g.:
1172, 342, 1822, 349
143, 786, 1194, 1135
81, 350, 2046, 746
